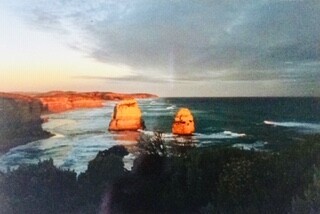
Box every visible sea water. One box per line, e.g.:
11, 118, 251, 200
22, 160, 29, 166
0, 97, 319, 173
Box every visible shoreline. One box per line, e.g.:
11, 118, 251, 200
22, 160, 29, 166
0, 91, 158, 154
35, 91, 157, 113
0, 131, 53, 155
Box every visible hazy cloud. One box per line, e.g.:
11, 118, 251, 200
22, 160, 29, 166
5, 0, 320, 95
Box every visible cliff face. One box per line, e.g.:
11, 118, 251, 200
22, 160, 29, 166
0, 91, 157, 152
36, 93, 103, 113
33, 91, 157, 113
0, 93, 50, 152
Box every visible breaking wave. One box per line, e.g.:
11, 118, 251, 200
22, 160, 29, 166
166, 105, 176, 110
195, 131, 246, 139
264, 120, 320, 132
233, 141, 268, 151
139, 130, 246, 140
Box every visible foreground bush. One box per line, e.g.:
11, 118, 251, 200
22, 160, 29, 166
291, 166, 320, 214
0, 135, 320, 213
77, 145, 129, 213
0, 159, 78, 214
107, 134, 320, 213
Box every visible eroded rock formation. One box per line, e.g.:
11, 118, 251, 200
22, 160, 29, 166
172, 108, 195, 135
108, 99, 145, 131
0, 93, 51, 152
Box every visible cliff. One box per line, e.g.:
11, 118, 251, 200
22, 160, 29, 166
0, 93, 51, 153
0, 90, 156, 152
31, 91, 157, 113
35, 92, 104, 113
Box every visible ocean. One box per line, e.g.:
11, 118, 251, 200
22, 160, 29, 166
0, 97, 319, 173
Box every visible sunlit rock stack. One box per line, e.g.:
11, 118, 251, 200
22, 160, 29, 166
172, 108, 195, 135
108, 99, 145, 131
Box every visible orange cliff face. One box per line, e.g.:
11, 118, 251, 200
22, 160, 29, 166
36, 93, 103, 113
108, 99, 145, 131
172, 108, 195, 135
32, 91, 157, 113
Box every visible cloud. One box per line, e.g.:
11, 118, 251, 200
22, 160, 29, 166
73, 74, 211, 84
6, 0, 320, 92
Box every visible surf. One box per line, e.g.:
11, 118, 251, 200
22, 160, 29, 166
264, 120, 320, 131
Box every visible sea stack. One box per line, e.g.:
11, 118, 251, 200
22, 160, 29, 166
172, 108, 195, 135
108, 99, 145, 131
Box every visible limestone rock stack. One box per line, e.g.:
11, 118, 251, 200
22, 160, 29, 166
108, 99, 145, 131
172, 108, 195, 135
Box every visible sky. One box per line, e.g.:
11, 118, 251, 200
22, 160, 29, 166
0, 0, 319, 97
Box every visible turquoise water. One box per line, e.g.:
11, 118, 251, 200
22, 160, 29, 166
0, 97, 319, 173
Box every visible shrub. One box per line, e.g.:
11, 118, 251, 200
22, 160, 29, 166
0, 159, 78, 214
291, 167, 320, 214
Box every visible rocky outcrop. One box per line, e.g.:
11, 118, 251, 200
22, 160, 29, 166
0, 91, 156, 151
108, 99, 145, 131
0, 93, 51, 153
31, 91, 157, 113
172, 108, 195, 135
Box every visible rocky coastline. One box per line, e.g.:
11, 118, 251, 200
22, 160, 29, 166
0, 91, 157, 153
0, 93, 52, 153
32, 91, 157, 113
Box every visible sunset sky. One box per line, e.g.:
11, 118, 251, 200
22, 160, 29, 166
0, 0, 319, 97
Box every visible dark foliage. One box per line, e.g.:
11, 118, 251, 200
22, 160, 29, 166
291, 166, 320, 214
1, 136, 320, 214
96, 145, 129, 158
108, 135, 320, 214
77, 146, 128, 213
0, 159, 78, 214
137, 132, 167, 156
0, 146, 128, 214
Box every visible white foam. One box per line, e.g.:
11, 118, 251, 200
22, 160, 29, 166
195, 131, 246, 139
139, 130, 246, 140
143, 112, 172, 116
172, 137, 198, 144
147, 108, 170, 111
138, 130, 176, 139
138, 129, 153, 135
166, 105, 176, 110
233, 141, 268, 151
264, 120, 320, 130
51, 133, 65, 139
223, 131, 246, 137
